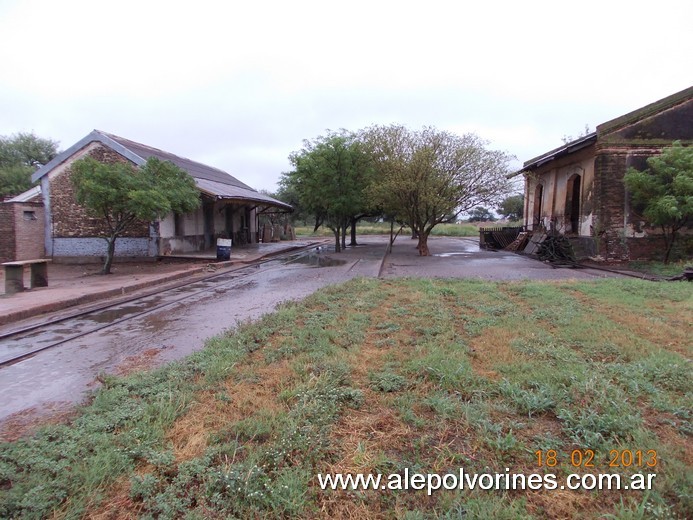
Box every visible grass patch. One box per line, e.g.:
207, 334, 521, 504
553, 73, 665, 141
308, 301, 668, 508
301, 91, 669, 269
294, 222, 494, 238
626, 259, 692, 278
0, 278, 690, 519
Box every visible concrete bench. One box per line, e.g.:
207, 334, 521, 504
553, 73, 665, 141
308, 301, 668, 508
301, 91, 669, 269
2, 259, 51, 294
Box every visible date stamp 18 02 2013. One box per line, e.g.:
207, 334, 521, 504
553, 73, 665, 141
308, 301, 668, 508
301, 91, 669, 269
535, 449, 658, 469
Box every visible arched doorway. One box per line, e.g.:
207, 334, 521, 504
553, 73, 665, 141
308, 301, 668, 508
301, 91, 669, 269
565, 174, 581, 234
533, 184, 543, 230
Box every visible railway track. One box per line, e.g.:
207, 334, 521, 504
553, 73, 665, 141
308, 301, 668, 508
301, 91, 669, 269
0, 245, 322, 368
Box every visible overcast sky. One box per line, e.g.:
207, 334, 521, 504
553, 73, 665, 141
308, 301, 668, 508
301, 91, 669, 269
1, 0, 691, 193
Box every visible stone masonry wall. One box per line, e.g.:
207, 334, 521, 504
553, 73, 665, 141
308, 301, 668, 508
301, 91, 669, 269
50, 145, 150, 239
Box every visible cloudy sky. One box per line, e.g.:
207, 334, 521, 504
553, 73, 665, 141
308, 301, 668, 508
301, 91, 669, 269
1, 0, 691, 192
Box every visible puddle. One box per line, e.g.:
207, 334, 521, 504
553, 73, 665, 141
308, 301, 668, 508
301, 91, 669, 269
283, 247, 347, 268
213, 280, 258, 293
433, 252, 474, 258
85, 305, 150, 323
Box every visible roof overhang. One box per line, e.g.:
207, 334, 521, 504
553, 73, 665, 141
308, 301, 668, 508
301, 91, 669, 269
510, 132, 597, 178
195, 178, 292, 211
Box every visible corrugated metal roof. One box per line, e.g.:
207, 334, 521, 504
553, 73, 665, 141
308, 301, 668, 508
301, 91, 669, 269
102, 132, 255, 190
195, 178, 292, 210
509, 132, 597, 177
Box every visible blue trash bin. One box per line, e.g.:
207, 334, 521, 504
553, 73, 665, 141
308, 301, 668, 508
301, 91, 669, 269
216, 238, 232, 260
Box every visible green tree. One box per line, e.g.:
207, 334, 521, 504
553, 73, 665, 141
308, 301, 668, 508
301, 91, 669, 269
281, 130, 374, 252
468, 206, 496, 222
497, 194, 524, 221
0, 132, 59, 198
364, 125, 511, 256
623, 141, 692, 264
72, 156, 200, 274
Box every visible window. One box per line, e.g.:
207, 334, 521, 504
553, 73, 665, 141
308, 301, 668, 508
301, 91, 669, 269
23, 210, 37, 221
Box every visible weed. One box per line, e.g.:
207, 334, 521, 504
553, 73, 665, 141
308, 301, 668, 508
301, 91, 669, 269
369, 370, 408, 392
1, 277, 690, 518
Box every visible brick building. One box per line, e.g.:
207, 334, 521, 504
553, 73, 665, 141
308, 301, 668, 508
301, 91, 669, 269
0, 188, 45, 263
514, 86, 692, 261
30, 130, 291, 261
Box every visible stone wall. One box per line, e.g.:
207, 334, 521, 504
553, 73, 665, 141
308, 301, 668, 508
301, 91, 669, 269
52, 237, 151, 258
50, 144, 149, 240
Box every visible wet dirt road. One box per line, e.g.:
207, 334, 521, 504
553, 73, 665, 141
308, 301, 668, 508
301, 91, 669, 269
380, 236, 621, 280
0, 235, 621, 425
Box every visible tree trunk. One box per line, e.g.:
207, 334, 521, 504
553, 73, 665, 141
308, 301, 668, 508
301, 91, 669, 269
341, 222, 347, 250
313, 216, 322, 233
417, 231, 430, 256
350, 217, 358, 246
332, 227, 341, 253
102, 236, 117, 275
663, 227, 676, 265
388, 219, 394, 253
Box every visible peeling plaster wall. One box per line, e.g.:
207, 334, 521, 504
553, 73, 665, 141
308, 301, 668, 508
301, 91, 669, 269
523, 91, 693, 261
524, 145, 596, 235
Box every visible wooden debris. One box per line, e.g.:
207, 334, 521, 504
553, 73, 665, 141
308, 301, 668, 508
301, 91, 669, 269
523, 233, 546, 255
537, 235, 577, 264
505, 232, 531, 251
666, 266, 693, 281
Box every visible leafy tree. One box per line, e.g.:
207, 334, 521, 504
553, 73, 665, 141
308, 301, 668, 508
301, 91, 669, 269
0, 132, 59, 198
468, 206, 496, 222
623, 141, 692, 264
72, 156, 201, 274
0, 165, 37, 199
281, 130, 374, 252
275, 182, 313, 228
497, 194, 524, 221
364, 125, 511, 255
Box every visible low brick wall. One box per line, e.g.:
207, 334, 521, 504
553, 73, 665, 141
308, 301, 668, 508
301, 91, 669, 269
626, 235, 693, 262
